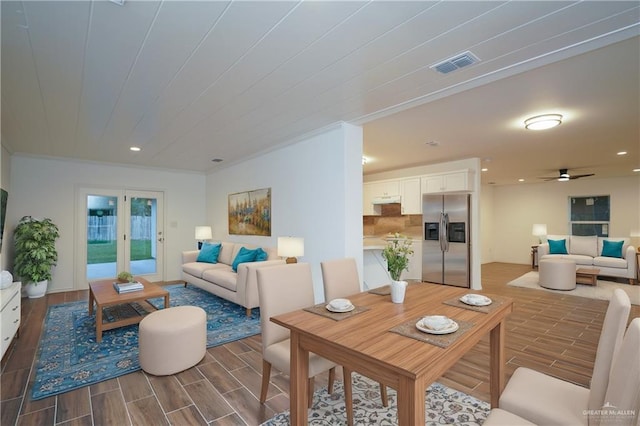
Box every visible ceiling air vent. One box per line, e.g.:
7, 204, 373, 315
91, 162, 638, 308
431, 51, 480, 74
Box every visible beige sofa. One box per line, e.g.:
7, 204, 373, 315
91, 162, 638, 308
182, 241, 285, 316
538, 235, 636, 284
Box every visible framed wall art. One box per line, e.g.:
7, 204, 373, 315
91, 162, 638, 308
228, 188, 271, 236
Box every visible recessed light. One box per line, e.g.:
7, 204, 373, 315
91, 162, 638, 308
481, 168, 488, 172
633, 168, 640, 172
518, 178, 525, 182
425, 141, 440, 147
211, 158, 223, 163
362, 156, 368, 165
524, 114, 562, 130
130, 146, 141, 152
617, 151, 627, 156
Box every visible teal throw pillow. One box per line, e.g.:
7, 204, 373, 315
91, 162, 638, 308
232, 247, 259, 272
601, 240, 624, 258
197, 243, 221, 263
255, 247, 268, 262
548, 239, 568, 255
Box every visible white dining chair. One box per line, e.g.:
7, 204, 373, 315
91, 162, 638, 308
498, 288, 631, 425
596, 317, 640, 426
321, 257, 389, 425
256, 263, 337, 407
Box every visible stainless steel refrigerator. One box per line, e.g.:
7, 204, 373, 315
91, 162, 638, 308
422, 193, 470, 287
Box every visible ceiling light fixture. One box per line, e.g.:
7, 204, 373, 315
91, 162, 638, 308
617, 151, 627, 156
524, 114, 562, 130
130, 146, 141, 152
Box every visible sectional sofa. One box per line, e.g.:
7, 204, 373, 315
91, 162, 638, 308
182, 241, 285, 315
538, 235, 636, 284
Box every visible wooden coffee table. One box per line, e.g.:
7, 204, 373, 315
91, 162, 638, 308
88, 277, 169, 342
576, 268, 600, 286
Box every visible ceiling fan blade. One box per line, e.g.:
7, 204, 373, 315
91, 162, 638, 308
569, 173, 595, 179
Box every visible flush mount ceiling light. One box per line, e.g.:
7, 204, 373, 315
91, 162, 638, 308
129, 146, 141, 152
524, 114, 562, 130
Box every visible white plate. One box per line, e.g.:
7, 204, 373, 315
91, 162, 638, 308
460, 294, 492, 306
416, 319, 459, 335
326, 304, 354, 313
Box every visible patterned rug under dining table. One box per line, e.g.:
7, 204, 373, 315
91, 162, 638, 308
272, 282, 514, 426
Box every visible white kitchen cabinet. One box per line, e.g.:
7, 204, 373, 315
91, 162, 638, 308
421, 170, 470, 193
400, 240, 422, 280
371, 180, 400, 197
1, 282, 21, 360
363, 180, 401, 216
363, 183, 380, 216
400, 178, 421, 215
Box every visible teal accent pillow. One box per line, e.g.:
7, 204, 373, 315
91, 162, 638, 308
232, 247, 259, 272
548, 239, 568, 255
255, 247, 268, 262
601, 240, 624, 258
197, 243, 221, 263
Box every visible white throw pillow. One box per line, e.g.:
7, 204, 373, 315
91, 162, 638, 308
570, 235, 598, 257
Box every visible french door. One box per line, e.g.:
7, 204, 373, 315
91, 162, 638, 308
76, 188, 164, 288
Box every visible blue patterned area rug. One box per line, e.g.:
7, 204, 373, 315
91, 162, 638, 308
262, 373, 489, 425
31, 284, 260, 400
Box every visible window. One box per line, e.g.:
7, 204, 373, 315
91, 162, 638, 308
569, 195, 610, 236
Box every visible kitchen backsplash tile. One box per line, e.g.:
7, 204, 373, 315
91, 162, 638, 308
364, 214, 422, 238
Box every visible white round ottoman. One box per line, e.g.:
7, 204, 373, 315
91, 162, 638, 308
539, 258, 576, 290
139, 306, 206, 376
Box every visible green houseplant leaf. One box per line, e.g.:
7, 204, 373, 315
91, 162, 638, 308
381, 233, 414, 281
13, 216, 60, 284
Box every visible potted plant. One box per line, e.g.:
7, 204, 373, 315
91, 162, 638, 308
117, 271, 134, 283
382, 233, 414, 303
13, 216, 60, 298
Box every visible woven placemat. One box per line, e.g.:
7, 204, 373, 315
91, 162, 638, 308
389, 318, 475, 348
442, 294, 506, 314
304, 303, 371, 321
368, 285, 391, 295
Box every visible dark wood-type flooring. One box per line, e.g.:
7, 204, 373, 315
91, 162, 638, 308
2, 262, 639, 425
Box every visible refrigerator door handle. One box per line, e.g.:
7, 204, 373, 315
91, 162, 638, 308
443, 212, 450, 252
439, 212, 446, 252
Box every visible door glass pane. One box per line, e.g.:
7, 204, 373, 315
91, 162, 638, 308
86, 195, 117, 279
130, 197, 157, 275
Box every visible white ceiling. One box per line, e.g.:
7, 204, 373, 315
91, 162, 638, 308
1, 1, 639, 186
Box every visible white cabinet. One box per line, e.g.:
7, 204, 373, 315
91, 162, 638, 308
400, 178, 421, 215
1, 282, 21, 360
363, 180, 401, 216
421, 170, 470, 193
400, 240, 422, 280
363, 183, 379, 216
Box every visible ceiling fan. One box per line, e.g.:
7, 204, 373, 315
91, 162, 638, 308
540, 169, 595, 182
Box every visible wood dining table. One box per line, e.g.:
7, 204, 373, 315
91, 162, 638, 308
271, 282, 513, 425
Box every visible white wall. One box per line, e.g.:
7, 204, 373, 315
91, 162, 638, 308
7, 155, 206, 292
205, 123, 363, 302
489, 176, 640, 264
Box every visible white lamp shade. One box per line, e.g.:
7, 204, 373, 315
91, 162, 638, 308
277, 237, 304, 257
195, 226, 212, 240
532, 224, 547, 236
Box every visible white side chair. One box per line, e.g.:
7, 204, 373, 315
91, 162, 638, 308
321, 258, 389, 426
257, 263, 337, 407
483, 408, 537, 425
498, 289, 631, 425
499, 289, 631, 426
596, 317, 640, 426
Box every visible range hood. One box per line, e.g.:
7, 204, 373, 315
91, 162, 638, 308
372, 195, 401, 204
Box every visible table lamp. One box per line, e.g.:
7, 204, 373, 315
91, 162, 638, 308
277, 237, 304, 264
195, 226, 212, 249
532, 224, 547, 244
